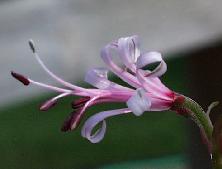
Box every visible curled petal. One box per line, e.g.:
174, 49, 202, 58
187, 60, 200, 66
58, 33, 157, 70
136, 52, 167, 77
101, 45, 123, 72
118, 36, 140, 71
81, 108, 131, 143
101, 45, 140, 88
127, 88, 151, 116
131, 35, 140, 61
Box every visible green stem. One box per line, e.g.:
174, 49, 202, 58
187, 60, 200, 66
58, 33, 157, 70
178, 96, 222, 169
183, 97, 213, 141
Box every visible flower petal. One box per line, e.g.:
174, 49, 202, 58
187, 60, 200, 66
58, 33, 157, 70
136, 69, 172, 100
101, 44, 140, 88
85, 67, 110, 89
127, 88, 151, 116
136, 52, 167, 77
85, 67, 130, 90
118, 36, 140, 72
81, 108, 131, 143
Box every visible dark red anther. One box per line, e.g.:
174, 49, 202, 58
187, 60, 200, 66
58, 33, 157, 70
11, 71, 30, 86
40, 99, 57, 111
61, 97, 91, 131
71, 97, 90, 109
61, 109, 83, 132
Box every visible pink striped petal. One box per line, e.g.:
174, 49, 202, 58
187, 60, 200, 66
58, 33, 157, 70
85, 67, 130, 91
136, 69, 172, 100
149, 97, 173, 111
127, 88, 151, 116
81, 108, 131, 143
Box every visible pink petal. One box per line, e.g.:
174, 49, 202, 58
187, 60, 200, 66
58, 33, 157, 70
101, 45, 140, 88
85, 67, 110, 89
149, 97, 173, 111
85, 67, 130, 91
136, 69, 172, 100
81, 108, 131, 143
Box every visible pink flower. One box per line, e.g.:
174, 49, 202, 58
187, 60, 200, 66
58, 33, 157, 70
11, 36, 176, 143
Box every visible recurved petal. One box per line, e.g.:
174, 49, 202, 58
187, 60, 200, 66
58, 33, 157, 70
118, 36, 140, 71
131, 35, 140, 60
100, 45, 120, 71
127, 88, 151, 116
136, 52, 167, 77
81, 108, 131, 143
100, 44, 141, 88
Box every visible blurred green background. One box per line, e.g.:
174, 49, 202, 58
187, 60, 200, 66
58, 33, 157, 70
0, 57, 190, 169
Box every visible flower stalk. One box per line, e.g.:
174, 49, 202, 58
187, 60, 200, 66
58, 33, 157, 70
172, 96, 222, 169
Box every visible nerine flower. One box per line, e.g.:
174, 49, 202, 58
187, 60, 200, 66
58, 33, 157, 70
11, 36, 177, 143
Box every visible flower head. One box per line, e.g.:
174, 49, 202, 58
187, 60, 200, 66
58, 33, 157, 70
12, 36, 177, 143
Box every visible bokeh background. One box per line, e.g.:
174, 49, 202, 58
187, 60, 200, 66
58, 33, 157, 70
1, 0, 222, 169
